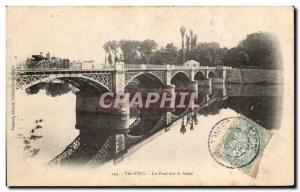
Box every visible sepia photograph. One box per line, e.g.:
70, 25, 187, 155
6, 6, 294, 186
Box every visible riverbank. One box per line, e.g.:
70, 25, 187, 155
226, 68, 283, 84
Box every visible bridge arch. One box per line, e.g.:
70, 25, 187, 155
194, 71, 207, 80
171, 71, 192, 91
125, 72, 165, 87
208, 71, 216, 78
22, 75, 111, 93
171, 71, 190, 81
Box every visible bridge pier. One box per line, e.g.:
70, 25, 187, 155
197, 79, 210, 86
215, 83, 228, 101
75, 91, 131, 117
165, 84, 176, 94
190, 80, 198, 93
208, 79, 213, 95
115, 97, 131, 116
165, 67, 176, 96
110, 62, 131, 116
211, 67, 228, 84
189, 70, 195, 81
165, 66, 172, 85
208, 78, 212, 89
222, 69, 228, 84
113, 62, 126, 94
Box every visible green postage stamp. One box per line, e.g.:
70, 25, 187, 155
208, 115, 273, 177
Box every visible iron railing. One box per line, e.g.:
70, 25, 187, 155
16, 63, 232, 72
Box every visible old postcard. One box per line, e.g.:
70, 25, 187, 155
6, 6, 294, 186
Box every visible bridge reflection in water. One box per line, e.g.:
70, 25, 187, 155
48, 83, 228, 167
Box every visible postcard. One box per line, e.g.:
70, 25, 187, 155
6, 6, 294, 186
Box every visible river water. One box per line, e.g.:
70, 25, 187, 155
14, 82, 283, 167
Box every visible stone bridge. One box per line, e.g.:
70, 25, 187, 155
15, 62, 231, 93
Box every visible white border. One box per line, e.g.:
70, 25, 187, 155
1, 0, 298, 191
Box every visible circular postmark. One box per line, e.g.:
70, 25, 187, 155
208, 117, 260, 169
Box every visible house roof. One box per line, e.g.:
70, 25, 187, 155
183, 60, 200, 66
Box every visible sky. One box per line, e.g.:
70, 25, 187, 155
7, 6, 293, 67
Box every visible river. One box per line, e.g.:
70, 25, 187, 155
13, 82, 283, 168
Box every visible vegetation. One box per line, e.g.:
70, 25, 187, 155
103, 29, 282, 69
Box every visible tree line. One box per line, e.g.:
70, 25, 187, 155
103, 28, 282, 69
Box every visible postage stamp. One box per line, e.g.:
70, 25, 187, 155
208, 115, 273, 177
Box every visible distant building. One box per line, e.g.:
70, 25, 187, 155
81, 60, 95, 69
71, 60, 83, 70
183, 60, 200, 67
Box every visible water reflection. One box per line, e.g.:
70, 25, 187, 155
21, 81, 282, 167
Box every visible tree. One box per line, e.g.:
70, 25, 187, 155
150, 49, 165, 64
185, 35, 191, 56
139, 39, 157, 64
108, 40, 118, 63
190, 30, 194, 40
107, 54, 112, 64
118, 40, 141, 64
164, 43, 178, 64
151, 43, 178, 65
103, 42, 111, 65
103, 40, 119, 64
238, 51, 250, 68
184, 28, 199, 61
188, 42, 222, 66
189, 30, 194, 50
180, 26, 186, 63
102, 31, 280, 69
191, 34, 197, 49
221, 32, 281, 69
222, 47, 241, 68
237, 32, 281, 69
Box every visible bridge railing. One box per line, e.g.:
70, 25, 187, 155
123, 64, 205, 70
124, 64, 167, 70
124, 64, 142, 69
146, 64, 167, 69
15, 63, 232, 72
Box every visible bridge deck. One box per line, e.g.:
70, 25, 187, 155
15, 65, 226, 74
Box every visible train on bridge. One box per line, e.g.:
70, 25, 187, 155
23, 52, 82, 70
